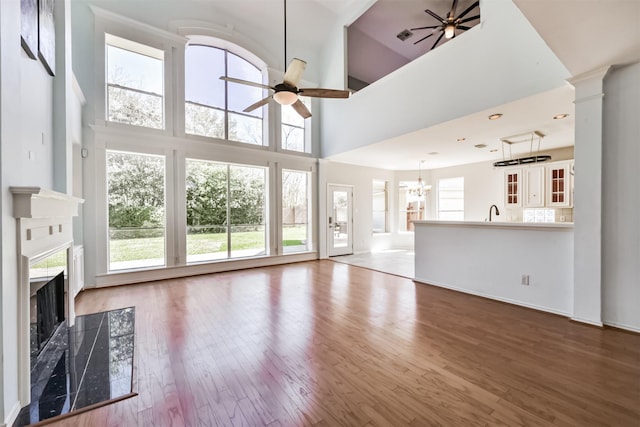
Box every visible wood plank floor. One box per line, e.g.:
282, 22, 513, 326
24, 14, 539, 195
47, 260, 639, 427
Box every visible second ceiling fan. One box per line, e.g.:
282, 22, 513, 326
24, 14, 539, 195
221, 0, 350, 119
410, 0, 480, 49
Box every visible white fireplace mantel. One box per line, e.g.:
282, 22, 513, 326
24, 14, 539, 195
11, 186, 83, 219
10, 186, 84, 407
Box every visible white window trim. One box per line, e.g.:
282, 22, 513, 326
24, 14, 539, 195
92, 6, 187, 135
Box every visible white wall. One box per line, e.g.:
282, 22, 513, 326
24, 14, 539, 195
320, 0, 571, 158
1, 0, 57, 422
602, 62, 640, 332
414, 222, 574, 316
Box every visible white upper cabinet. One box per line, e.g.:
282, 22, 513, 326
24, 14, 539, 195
546, 161, 573, 207
503, 160, 574, 209
524, 166, 545, 207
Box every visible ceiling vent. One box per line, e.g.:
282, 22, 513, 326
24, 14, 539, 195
397, 29, 413, 41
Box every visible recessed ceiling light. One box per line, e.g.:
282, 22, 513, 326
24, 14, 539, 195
488, 113, 503, 120
474, 144, 487, 149
489, 149, 498, 152
553, 113, 569, 120
428, 151, 439, 155
456, 137, 466, 142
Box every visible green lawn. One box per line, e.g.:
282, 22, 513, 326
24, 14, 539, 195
108, 226, 307, 262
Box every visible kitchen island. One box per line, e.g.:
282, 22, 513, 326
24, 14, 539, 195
413, 220, 574, 316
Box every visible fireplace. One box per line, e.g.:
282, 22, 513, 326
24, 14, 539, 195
30, 255, 67, 365
11, 187, 84, 407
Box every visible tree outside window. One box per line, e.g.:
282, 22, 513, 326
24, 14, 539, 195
185, 159, 266, 262
107, 151, 165, 270
185, 44, 264, 145
282, 170, 310, 253
106, 34, 164, 129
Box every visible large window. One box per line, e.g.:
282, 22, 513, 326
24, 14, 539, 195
281, 98, 309, 152
438, 177, 464, 220
372, 180, 388, 233
185, 44, 264, 145
186, 159, 266, 262
398, 181, 425, 232
282, 170, 311, 253
107, 151, 165, 271
106, 34, 164, 129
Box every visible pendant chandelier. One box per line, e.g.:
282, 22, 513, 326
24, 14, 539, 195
409, 160, 427, 197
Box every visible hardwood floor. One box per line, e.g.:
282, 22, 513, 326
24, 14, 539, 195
47, 260, 639, 427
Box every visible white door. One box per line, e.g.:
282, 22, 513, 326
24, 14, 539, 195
328, 185, 353, 256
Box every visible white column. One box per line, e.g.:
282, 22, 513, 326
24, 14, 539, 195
567, 66, 609, 326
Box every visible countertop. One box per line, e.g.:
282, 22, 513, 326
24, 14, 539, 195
412, 220, 574, 230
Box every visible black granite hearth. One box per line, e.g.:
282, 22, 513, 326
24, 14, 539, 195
14, 307, 136, 427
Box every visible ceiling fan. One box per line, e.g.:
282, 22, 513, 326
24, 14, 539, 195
410, 0, 480, 49
220, 0, 350, 119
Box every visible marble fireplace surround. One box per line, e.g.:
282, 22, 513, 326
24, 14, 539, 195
10, 187, 83, 406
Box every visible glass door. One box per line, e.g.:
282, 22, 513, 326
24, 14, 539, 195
328, 185, 353, 256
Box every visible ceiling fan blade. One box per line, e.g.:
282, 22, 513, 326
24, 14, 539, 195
431, 32, 445, 50
283, 58, 307, 87
413, 32, 436, 45
243, 96, 272, 113
448, 0, 459, 19
410, 25, 440, 31
291, 99, 312, 119
220, 76, 274, 91
424, 9, 445, 23
457, 25, 471, 30
456, 1, 479, 20
298, 88, 350, 99
458, 15, 480, 24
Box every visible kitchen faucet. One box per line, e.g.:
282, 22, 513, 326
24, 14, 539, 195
489, 204, 500, 222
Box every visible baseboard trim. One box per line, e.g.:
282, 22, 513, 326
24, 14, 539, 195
570, 316, 604, 327
413, 276, 571, 317
2, 401, 21, 427
603, 320, 640, 334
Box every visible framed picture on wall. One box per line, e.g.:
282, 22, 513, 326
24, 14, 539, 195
20, 0, 38, 59
38, 0, 56, 76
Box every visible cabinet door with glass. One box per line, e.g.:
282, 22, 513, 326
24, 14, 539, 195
546, 161, 572, 207
504, 169, 522, 207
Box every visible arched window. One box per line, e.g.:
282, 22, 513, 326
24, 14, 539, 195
185, 43, 265, 146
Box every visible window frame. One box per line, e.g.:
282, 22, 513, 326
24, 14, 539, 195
280, 96, 312, 154
183, 37, 270, 148
437, 176, 465, 220
92, 6, 185, 135
372, 179, 389, 234
281, 168, 313, 254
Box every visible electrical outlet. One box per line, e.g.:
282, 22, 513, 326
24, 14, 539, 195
521, 274, 529, 286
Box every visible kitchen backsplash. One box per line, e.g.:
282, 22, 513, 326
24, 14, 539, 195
506, 207, 574, 223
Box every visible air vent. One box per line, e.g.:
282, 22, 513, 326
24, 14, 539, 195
397, 29, 413, 41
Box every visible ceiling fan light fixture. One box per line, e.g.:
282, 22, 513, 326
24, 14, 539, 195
444, 23, 456, 39
273, 91, 298, 106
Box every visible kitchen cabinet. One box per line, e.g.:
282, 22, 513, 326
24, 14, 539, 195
504, 169, 521, 207
503, 160, 574, 208
546, 161, 573, 207
524, 166, 545, 207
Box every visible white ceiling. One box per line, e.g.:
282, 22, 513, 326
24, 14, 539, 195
327, 85, 575, 170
